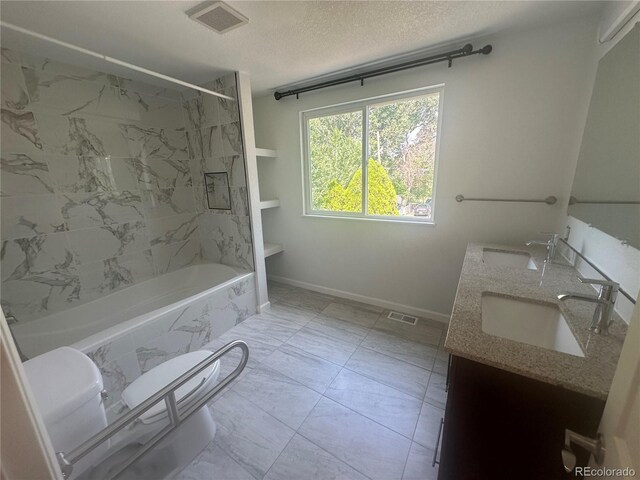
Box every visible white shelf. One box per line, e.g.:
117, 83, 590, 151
264, 242, 284, 257
256, 148, 278, 158
259, 199, 280, 210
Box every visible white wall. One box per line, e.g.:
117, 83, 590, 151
253, 15, 598, 321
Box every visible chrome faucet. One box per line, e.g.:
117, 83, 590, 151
558, 277, 619, 335
526, 232, 560, 263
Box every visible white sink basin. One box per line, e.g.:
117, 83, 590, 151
482, 249, 537, 270
481, 294, 584, 357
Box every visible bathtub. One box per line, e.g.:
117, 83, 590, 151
13, 263, 256, 414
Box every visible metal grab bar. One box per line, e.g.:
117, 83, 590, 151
56, 340, 249, 479
568, 196, 640, 205
455, 194, 557, 205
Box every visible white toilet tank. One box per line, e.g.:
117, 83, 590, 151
24, 347, 109, 478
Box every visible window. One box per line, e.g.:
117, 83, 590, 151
302, 86, 443, 223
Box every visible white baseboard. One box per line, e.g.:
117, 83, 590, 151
257, 301, 271, 313
267, 274, 451, 324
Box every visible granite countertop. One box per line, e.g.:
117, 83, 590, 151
444, 243, 628, 400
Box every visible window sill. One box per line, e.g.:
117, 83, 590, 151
303, 213, 436, 226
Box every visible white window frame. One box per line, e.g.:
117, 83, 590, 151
300, 85, 444, 224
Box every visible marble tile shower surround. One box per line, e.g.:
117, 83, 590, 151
0, 49, 252, 322
180, 75, 254, 272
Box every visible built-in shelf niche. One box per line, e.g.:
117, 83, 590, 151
257, 147, 282, 258
259, 199, 280, 210
264, 242, 284, 257
256, 148, 278, 158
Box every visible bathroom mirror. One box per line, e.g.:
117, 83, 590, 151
567, 24, 640, 248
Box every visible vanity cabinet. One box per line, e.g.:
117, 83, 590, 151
438, 355, 605, 480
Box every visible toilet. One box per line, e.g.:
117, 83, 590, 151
23, 346, 221, 480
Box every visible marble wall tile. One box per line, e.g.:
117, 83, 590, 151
78, 249, 154, 301
98, 351, 142, 409
192, 183, 209, 214
211, 288, 257, 333
230, 187, 249, 216
60, 190, 145, 229
1, 194, 66, 239
1, 108, 43, 154
190, 155, 246, 187
1, 57, 255, 326
135, 334, 175, 373
185, 125, 224, 161
136, 97, 185, 130
86, 334, 136, 367
165, 297, 215, 349
36, 113, 130, 157
152, 237, 200, 274
200, 214, 254, 270
47, 155, 138, 193
142, 187, 195, 218
0, 233, 80, 319
199, 234, 223, 263
121, 123, 188, 161
182, 95, 218, 131
1, 64, 30, 110
208, 73, 236, 93
117, 77, 180, 101
67, 220, 150, 264
221, 122, 243, 156
114, 86, 183, 127
1, 153, 54, 196
21, 60, 118, 116
218, 87, 240, 125
147, 213, 199, 248
1, 48, 21, 65
227, 276, 254, 300
126, 155, 192, 191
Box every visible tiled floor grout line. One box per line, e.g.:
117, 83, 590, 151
293, 429, 376, 480
221, 287, 445, 479
232, 306, 418, 477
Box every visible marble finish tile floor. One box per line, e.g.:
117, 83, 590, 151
176, 282, 447, 480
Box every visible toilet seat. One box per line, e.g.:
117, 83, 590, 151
122, 351, 220, 425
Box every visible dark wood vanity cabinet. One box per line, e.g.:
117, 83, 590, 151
437, 356, 606, 480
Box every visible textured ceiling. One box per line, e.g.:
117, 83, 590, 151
0, 1, 602, 94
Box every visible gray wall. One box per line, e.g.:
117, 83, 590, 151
253, 16, 598, 320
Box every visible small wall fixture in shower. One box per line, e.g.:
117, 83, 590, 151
204, 172, 231, 210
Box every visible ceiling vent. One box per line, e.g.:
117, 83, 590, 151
188, 1, 249, 34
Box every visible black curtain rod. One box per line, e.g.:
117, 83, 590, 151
274, 43, 492, 100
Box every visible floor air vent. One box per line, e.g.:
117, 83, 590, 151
387, 311, 418, 325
